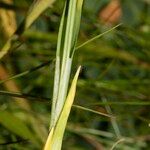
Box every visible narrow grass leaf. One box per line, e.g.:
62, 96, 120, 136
51, 0, 84, 128
54, 0, 78, 123
50, 0, 69, 128
110, 138, 125, 150
73, 105, 114, 118
76, 23, 122, 50
44, 66, 81, 150
43, 127, 54, 150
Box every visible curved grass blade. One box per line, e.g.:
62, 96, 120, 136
44, 66, 81, 150
43, 127, 54, 150
110, 138, 125, 150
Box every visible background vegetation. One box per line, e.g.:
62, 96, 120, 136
0, 0, 149, 149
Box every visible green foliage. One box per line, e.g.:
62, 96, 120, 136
0, 110, 38, 146
0, 0, 149, 149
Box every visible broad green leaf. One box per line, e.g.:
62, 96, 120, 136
44, 66, 81, 150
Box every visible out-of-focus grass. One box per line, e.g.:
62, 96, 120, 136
0, 0, 149, 149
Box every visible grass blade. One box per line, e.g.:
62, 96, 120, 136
76, 23, 122, 50
44, 66, 81, 150
51, 0, 84, 128
110, 138, 125, 150
73, 105, 114, 118
50, 1, 69, 128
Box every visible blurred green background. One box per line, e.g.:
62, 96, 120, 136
0, 0, 150, 149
